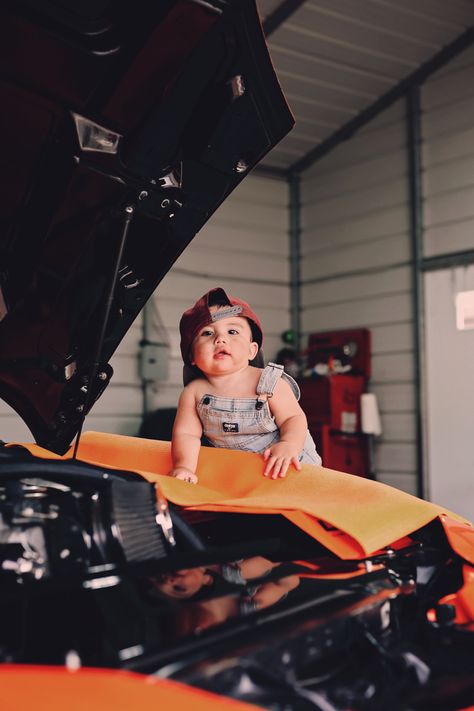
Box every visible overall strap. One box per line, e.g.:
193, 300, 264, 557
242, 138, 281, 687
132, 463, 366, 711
256, 362, 300, 400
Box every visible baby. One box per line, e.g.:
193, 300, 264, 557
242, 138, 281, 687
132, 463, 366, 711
148, 558, 300, 622
169, 287, 321, 484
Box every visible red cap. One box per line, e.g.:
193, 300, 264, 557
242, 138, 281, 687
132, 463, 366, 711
179, 287, 263, 366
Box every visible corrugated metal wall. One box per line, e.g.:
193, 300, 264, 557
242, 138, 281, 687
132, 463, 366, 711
0, 174, 290, 444
421, 45, 474, 258
298, 43, 474, 497
421, 45, 474, 516
300, 100, 417, 494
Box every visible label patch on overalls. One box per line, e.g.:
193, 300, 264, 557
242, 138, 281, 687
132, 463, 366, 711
223, 422, 239, 433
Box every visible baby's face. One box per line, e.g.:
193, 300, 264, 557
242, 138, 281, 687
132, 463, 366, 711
151, 567, 212, 599
191, 310, 258, 376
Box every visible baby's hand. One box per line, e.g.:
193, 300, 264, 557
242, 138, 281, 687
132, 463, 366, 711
169, 468, 198, 484
263, 442, 301, 479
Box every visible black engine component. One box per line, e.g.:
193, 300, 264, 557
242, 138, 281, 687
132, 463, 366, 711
0, 449, 180, 584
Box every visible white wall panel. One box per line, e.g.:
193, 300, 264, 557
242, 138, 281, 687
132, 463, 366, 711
422, 52, 474, 259
374, 442, 417, 473
424, 266, 474, 521
302, 293, 412, 332
422, 95, 474, 140
424, 185, 474, 228
303, 266, 411, 307
424, 218, 474, 258
422, 126, 474, 168
0, 410, 33, 443
373, 383, 415, 413
379, 413, 416, 442
303, 179, 408, 228
224, 174, 288, 204
422, 154, 474, 203
173, 243, 287, 282
302, 233, 411, 281
303, 150, 407, 201
371, 322, 413, 355
305, 119, 405, 178
302, 207, 409, 252
194, 222, 288, 256
108, 354, 140, 387
213, 198, 287, 232
151, 383, 182, 410
371, 352, 414, 384
301, 100, 416, 493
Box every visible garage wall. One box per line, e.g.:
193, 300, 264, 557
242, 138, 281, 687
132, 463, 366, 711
421, 45, 474, 517
0, 173, 290, 444
300, 100, 417, 494
424, 266, 474, 522
421, 45, 474, 258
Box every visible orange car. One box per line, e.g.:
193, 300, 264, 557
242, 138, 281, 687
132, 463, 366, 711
0, 2, 474, 711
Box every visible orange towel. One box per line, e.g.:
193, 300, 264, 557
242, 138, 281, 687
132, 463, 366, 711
16, 431, 472, 560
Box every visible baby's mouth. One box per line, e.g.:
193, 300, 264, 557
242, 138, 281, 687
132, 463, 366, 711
172, 584, 189, 594
214, 349, 230, 358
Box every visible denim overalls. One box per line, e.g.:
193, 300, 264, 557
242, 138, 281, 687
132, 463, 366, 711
197, 363, 321, 465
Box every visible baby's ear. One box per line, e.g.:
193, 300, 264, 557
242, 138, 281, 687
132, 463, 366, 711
249, 341, 259, 361
203, 572, 214, 586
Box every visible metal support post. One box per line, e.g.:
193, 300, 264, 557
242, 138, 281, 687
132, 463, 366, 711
289, 172, 301, 355
407, 86, 425, 499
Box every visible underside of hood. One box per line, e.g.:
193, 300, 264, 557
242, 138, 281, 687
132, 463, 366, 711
0, 0, 294, 453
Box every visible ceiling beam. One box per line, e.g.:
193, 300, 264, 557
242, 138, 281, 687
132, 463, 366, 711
262, 0, 307, 37
252, 163, 288, 179
288, 26, 474, 175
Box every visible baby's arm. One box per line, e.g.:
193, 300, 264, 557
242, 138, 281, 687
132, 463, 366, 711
238, 556, 279, 580
247, 575, 300, 610
264, 379, 308, 479
169, 384, 203, 484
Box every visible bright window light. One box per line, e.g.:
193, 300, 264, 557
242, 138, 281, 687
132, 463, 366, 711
455, 290, 474, 331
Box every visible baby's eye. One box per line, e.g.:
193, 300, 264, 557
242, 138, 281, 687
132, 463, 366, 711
200, 329, 214, 337
228, 329, 239, 335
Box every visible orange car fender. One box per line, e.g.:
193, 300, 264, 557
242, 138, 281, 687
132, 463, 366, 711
0, 665, 259, 711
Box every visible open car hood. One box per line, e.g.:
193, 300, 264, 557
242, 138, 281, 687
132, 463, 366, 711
0, 0, 293, 454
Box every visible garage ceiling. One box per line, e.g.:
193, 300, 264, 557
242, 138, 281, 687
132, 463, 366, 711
257, 0, 474, 174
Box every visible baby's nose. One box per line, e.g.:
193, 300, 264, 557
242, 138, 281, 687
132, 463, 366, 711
215, 333, 226, 342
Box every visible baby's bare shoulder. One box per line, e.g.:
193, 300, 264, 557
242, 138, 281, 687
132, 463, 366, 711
184, 378, 209, 399
273, 376, 297, 398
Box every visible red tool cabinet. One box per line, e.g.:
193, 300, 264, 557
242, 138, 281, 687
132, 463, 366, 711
298, 329, 371, 478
